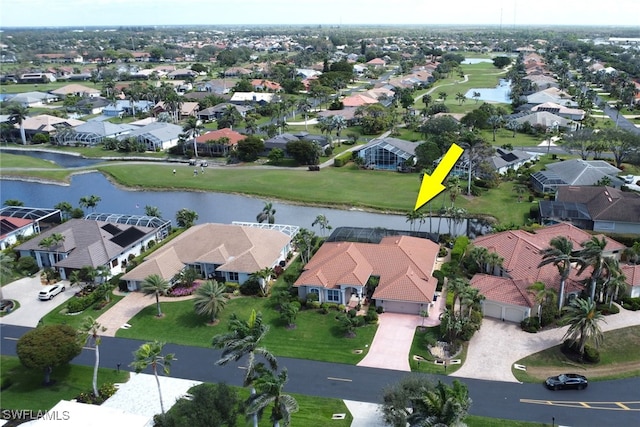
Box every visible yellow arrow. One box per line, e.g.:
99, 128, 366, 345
414, 143, 464, 211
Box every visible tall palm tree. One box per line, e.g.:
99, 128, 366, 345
247, 366, 299, 427
527, 282, 557, 324
193, 280, 228, 324
538, 236, 579, 310
141, 274, 171, 317
77, 316, 107, 398
181, 116, 204, 158
330, 115, 347, 140
458, 130, 490, 196
212, 310, 277, 427
484, 251, 503, 275
250, 267, 274, 296
257, 202, 276, 224
561, 298, 605, 357
129, 341, 176, 416
7, 103, 29, 145
577, 236, 608, 302
311, 214, 332, 237
487, 115, 504, 142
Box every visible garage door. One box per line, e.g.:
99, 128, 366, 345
482, 302, 502, 320
504, 307, 527, 323
382, 300, 421, 314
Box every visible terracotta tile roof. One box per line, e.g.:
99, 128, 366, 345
0, 216, 33, 239
621, 264, 640, 289
342, 94, 378, 107
294, 235, 439, 304
470, 274, 535, 307
195, 128, 246, 145
470, 223, 624, 301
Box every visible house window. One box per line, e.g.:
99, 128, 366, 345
228, 272, 239, 282
327, 289, 340, 303
111, 259, 118, 267
309, 288, 319, 296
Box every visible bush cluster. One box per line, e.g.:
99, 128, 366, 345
561, 340, 600, 364
168, 281, 202, 297
66, 284, 111, 314
620, 297, 640, 311
520, 316, 540, 333
75, 383, 118, 405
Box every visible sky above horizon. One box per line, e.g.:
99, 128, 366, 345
0, 0, 639, 28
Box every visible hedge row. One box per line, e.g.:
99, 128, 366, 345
66, 284, 111, 314
333, 151, 353, 167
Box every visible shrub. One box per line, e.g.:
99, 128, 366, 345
520, 316, 540, 333
337, 304, 346, 312
306, 292, 319, 304
597, 303, 620, 315
283, 271, 300, 286
224, 282, 239, 293
376, 305, 384, 314
620, 297, 640, 311
308, 301, 321, 309
17, 256, 39, 275
320, 303, 330, 314
333, 151, 353, 167
459, 321, 479, 341
239, 278, 261, 296
169, 281, 202, 297
583, 345, 600, 363
364, 309, 378, 323
450, 236, 470, 263
348, 309, 357, 318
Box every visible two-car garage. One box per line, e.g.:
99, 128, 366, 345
482, 300, 530, 323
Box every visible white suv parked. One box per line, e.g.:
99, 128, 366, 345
38, 284, 65, 301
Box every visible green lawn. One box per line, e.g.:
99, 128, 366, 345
409, 325, 466, 375
0, 356, 130, 411
40, 293, 126, 329
512, 326, 640, 383
117, 294, 377, 364
0, 152, 60, 169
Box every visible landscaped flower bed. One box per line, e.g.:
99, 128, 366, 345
168, 281, 202, 297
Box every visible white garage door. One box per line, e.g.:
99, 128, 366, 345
504, 307, 527, 323
482, 302, 503, 320
382, 300, 421, 314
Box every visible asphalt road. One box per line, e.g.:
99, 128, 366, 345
2, 324, 638, 426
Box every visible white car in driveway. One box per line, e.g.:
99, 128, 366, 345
38, 284, 65, 301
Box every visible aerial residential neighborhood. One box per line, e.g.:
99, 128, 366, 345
1, 3, 640, 426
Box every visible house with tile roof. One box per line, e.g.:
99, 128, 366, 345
14, 218, 160, 281
539, 185, 640, 234
50, 83, 101, 98
18, 114, 85, 139
5, 91, 59, 107
526, 87, 577, 107
620, 264, 640, 298
0, 216, 36, 251
120, 223, 292, 291
470, 223, 626, 322
195, 128, 246, 157
294, 235, 440, 314
531, 159, 623, 193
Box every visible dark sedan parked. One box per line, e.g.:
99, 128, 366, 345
545, 374, 588, 390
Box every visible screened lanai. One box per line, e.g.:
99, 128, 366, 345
84, 213, 171, 238
357, 137, 417, 170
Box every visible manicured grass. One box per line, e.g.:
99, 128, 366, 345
466, 416, 548, 427
512, 326, 640, 383
235, 388, 353, 427
409, 325, 465, 375
116, 295, 377, 364
40, 293, 125, 329
0, 152, 60, 169
0, 356, 130, 411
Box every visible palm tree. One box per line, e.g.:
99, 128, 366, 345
212, 310, 277, 427
144, 205, 161, 218
527, 282, 557, 324
193, 280, 228, 324
297, 98, 312, 131
484, 251, 503, 275
39, 232, 65, 265
458, 130, 490, 196
175, 208, 198, 228
181, 116, 204, 158
257, 202, 276, 224
330, 115, 347, 140
487, 115, 504, 142
79, 195, 101, 212
129, 341, 176, 416
250, 267, 274, 296
311, 214, 332, 237
438, 91, 448, 102
69, 270, 81, 288
54, 201, 73, 221
77, 316, 107, 398
561, 298, 605, 357
247, 366, 299, 427
141, 274, 171, 317
538, 236, 579, 310
7, 103, 29, 145
472, 91, 481, 104
577, 236, 608, 302
455, 92, 466, 105
416, 380, 471, 427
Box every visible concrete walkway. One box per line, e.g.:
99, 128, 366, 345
96, 291, 194, 337
357, 294, 445, 371
451, 305, 640, 383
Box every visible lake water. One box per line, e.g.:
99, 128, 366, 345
2, 148, 103, 168
0, 151, 491, 238
465, 79, 512, 103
